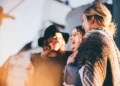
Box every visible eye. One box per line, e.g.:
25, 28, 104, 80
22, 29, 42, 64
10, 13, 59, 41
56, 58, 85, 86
73, 33, 77, 36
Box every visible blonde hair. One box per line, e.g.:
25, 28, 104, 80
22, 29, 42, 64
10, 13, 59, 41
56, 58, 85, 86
59, 35, 65, 54
84, 2, 116, 36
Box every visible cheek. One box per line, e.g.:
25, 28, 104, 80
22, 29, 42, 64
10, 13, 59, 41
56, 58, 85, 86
83, 22, 87, 30
57, 40, 62, 46
84, 23, 89, 32
78, 39, 82, 45
82, 22, 85, 28
70, 36, 74, 40
76, 35, 82, 44
59, 40, 63, 44
75, 39, 81, 50
75, 37, 81, 44
49, 43, 53, 48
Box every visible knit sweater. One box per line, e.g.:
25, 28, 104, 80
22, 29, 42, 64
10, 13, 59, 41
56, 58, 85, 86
76, 29, 120, 86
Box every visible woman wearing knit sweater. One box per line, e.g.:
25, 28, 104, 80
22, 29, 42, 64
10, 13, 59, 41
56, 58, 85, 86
76, 2, 120, 86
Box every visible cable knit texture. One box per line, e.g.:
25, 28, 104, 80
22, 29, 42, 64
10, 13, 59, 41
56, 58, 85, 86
76, 29, 120, 86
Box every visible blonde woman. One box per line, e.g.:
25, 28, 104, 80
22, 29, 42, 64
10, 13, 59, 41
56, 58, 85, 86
27, 25, 71, 86
76, 2, 120, 86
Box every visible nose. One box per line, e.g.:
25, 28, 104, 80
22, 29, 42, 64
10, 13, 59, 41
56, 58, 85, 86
53, 37, 59, 44
70, 35, 73, 41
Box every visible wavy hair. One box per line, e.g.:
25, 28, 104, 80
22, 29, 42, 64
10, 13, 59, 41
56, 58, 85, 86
84, 2, 116, 36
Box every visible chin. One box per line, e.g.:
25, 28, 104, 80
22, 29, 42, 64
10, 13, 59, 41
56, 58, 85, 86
54, 48, 59, 51
72, 49, 75, 53
74, 49, 77, 52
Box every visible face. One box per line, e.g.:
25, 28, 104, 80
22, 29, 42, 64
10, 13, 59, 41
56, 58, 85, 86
48, 32, 64, 51
82, 14, 90, 32
70, 28, 82, 52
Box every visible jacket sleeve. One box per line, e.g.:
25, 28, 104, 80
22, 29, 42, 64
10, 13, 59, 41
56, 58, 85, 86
64, 62, 82, 86
76, 32, 108, 86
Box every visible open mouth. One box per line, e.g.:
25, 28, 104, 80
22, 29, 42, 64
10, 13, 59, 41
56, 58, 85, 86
71, 41, 75, 45
72, 42, 75, 44
72, 47, 75, 50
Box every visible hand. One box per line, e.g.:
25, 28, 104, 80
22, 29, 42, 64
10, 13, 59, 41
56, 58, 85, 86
67, 51, 78, 64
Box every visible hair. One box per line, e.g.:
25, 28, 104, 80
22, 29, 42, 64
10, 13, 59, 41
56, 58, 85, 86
58, 35, 66, 54
43, 40, 51, 51
76, 26, 85, 37
84, 2, 116, 36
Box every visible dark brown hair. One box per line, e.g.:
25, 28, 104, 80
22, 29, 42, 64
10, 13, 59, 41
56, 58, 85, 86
76, 26, 85, 37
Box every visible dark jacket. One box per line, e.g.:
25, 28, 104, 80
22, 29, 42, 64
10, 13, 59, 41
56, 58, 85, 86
76, 29, 120, 86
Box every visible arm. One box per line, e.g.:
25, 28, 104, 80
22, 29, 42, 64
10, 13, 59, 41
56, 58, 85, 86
2, 14, 15, 19
76, 31, 108, 86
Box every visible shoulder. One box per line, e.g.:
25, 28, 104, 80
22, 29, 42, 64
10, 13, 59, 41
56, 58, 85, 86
85, 28, 111, 39
85, 29, 105, 39
31, 53, 41, 58
77, 29, 110, 59
31, 53, 41, 61
82, 29, 111, 47
31, 51, 62, 60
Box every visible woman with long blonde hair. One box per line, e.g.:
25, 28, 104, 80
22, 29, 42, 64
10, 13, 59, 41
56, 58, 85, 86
76, 2, 120, 86
27, 25, 71, 86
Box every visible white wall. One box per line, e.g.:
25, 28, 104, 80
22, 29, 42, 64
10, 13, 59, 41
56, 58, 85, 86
0, 0, 72, 66
0, 0, 45, 66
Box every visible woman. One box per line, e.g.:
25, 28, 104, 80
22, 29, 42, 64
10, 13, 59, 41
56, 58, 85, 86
27, 25, 72, 86
37, 25, 71, 63
76, 2, 120, 86
64, 26, 85, 86
66, 26, 85, 65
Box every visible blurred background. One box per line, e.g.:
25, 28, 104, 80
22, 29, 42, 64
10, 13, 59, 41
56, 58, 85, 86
0, 0, 119, 66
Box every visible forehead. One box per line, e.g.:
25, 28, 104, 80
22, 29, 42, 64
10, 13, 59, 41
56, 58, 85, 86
72, 28, 77, 33
48, 32, 62, 39
55, 32, 63, 37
